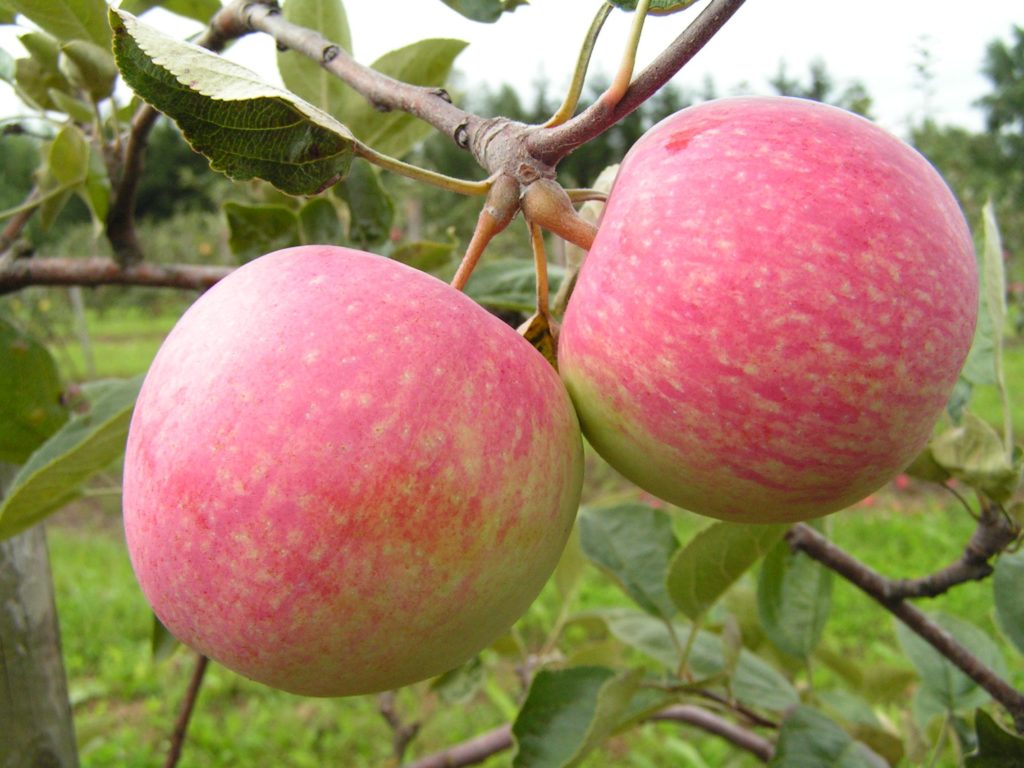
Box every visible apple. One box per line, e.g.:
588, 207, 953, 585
559, 96, 978, 523
122, 246, 583, 696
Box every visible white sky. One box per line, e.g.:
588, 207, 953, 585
1, 1, 1019, 138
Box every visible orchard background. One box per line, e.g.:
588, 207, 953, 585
1, 1, 1024, 766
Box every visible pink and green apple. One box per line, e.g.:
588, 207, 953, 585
122, 246, 583, 696
559, 96, 978, 523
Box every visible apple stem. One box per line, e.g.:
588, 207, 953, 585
521, 179, 598, 252
543, 3, 614, 128
600, 0, 651, 110
450, 175, 521, 292
529, 221, 551, 318
355, 143, 493, 197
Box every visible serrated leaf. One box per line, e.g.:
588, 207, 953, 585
462, 258, 566, 313
3, 0, 110, 46
757, 532, 832, 658
895, 613, 1008, 723
578, 503, 678, 619
994, 549, 1024, 656
119, 0, 222, 24
607, 0, 701, 14
224, 202, 300, 262
336, 158, 393, 246
667, 522, 786, 621
339, 38, 467, 158
390, 240, 456, 274
151, 613, 180, 662
437, 0, 527, 23
111, 9, 356, 196
966, 710, 1024, 767
930, 411, 1022, 502
512, 666, 640, 768
0, 376, 142, 540
298, 197, 342, 245
769, 706, 889, 768
277, 0, 352, 117
60, 39, 118, 101
0, 317, 68, 464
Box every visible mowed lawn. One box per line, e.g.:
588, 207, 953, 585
37, 305, 1024, 766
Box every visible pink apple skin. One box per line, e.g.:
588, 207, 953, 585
559, 96, 977, 524
122, 246, 583, 696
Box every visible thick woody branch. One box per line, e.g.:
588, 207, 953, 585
787, 523, 1024, 733
402, 703, 775, 768
527, 0, 748, 165
106, 8, 252, 267
236, 0, 478, 147
0, 257, 231, 294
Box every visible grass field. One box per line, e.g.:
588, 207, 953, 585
25, 301, 1024, 766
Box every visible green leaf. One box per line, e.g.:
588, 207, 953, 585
994, 549, 1024, 655
962, 202, 1005, 389
599, 610, 799, 712
297, 197, 342, 245
60, 39, 118, 101
512, 666, 640, 768
895, 613, 1008, 723
0, 317, 68, 464
0, 47, 14, 84
48, 89, 96, 123
3, 0, 110, 46
607, 0, 701, 14
966, 710, 1024, 767
930, 411, 1022, 502
437, 0, 527, 23
119, 0, 222, 24
430, 655, 484, 705
151, 613, 180, 662
462, 258, 566, 313
339, 38, 467, 158
757, 531, 832, 658
15, 31, 74, 112
0, 376, 142, 540
769, 706, 889, 768
277, 0, 352, 119
390, 240, 456, 274
553, 522, 586, 602
667, 522, 787, 621
336, 158, 394, 246
111, 9, 356, 197
224, 202, 300, 262
578, 503, 679, 619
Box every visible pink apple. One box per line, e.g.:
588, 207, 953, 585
123, 246, 583, 696
559, 96, 977, 523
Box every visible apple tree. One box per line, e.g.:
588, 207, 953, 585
1, 1, 1023, 766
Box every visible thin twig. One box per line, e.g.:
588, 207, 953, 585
886, 500, 1020, 599
787, 523, 1024, 733
378, 691, 421, 762
0, 257, 231, 293
402, 699, 776, 768
237, 0, 474, 145
528, 0, 748, 164
0, 188, 41, 258
163, 654, 209, 768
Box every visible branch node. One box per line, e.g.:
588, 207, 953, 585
322, 44, 340, 63
431, 87, 453, 104
454, 123, 470, 149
